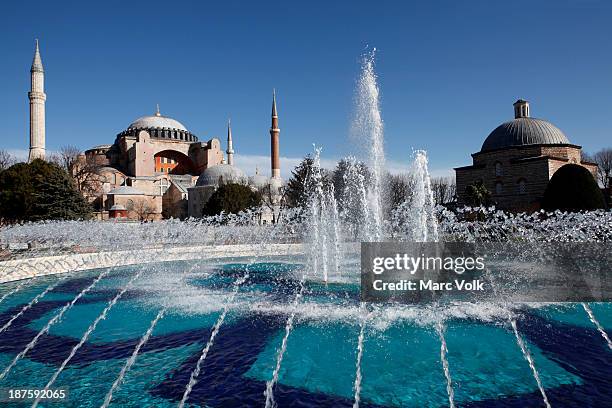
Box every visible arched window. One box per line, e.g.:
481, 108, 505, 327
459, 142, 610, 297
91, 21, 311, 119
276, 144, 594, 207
518, 179, 527, 194
495, 182, 503, 195
495, 161, 503, 177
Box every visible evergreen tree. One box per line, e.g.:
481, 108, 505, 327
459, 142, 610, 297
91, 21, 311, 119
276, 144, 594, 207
285, 155, 332, 208
202, 183, 262, 216
542, 164, 606, 212
0, 159, 92, 223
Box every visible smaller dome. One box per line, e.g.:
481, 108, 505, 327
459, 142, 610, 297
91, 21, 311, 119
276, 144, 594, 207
196, 164, 247, 187
109, 204, 126, 211
481, 118, 570, 152
249, 169, 269, 189
249, 174, 269, 189
108, 186, 145, 195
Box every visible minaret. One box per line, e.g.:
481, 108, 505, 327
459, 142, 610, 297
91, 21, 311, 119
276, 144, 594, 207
226, 118, 234, 166
28, 39, 46, 162
270, 89, 280, 179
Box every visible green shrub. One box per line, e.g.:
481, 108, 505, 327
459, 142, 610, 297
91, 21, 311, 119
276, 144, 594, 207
202, 183, 261, 216
542, 164, 606, 212
0, 159, 92, 222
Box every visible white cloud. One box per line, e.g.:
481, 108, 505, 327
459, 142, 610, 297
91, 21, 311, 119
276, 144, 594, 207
234, 153, 453, 180
5, 149, 29, 161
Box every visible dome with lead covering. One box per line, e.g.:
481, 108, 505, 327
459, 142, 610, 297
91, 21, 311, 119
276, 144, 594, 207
129, 115, 188, 132
117, 106, 198, 142
196, 164, 247, 186
481, 100, 571, 152
249, 169, 269, 189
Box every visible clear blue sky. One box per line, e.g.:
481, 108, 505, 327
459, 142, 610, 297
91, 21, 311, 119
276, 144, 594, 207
1, 0, 611, 175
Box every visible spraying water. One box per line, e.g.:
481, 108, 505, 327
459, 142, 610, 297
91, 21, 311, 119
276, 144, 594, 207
31, 263, 147, 406
0, 279, 57, 336
99, 308, 166, 408
353, 49, 385, 240
352, 303, 368, 408
0, 262, 115, 381
510, 319, 551, 408
306, 147, 342, 282
0, 278, 33, 307
582, 303, 612, 350
179, 220, 286, 407
436, 321, 456, 408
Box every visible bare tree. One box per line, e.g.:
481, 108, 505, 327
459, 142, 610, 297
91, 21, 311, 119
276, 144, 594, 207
127, 198, 155, 221
0, 150, 15, 171
590, 148, 612, 189
50, 145, 104, 196
431, 176, 457, 206
257, 183, 287, 224
384, 173, 416, 217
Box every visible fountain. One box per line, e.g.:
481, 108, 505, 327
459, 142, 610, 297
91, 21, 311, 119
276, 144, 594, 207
0, 52, 610, 408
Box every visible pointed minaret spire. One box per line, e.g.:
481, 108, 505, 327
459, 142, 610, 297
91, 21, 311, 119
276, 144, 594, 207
226, 118, 234, 166
155, 103, 161, 116
31, 39, 44, 73
272, 88, 278, 118
270, 89, 280, 179
28, 39, 46, 162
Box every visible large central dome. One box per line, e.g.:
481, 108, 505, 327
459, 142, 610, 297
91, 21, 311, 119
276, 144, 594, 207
481, 100, 570, 152
128, 115, 188, 132
117, 106, 198, 142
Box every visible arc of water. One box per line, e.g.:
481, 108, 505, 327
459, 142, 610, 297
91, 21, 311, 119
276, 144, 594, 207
101, 263, 200, 408
352, 303, 368, 408
178, 272, 249, 408
436, 321, 456, 408
179, 221, 285, 408
29, 264, 147, 406
509, 319, 551, 408
99, 308, 165, 408
485, 269, 551, 408
0, 277, 34, 307
0, 263, 117, 382
264, 279, 306, 408
582, 303, 612, 350
0, 277, 65, 336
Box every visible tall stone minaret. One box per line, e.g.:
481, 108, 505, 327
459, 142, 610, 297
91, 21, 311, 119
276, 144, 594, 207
226, 118, 234, 166
270, 89, 280, 179
28, 39, 46, 162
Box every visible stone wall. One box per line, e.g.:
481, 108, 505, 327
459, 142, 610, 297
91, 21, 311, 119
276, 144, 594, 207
0, 243, 306, 284
456, 144, 597, 211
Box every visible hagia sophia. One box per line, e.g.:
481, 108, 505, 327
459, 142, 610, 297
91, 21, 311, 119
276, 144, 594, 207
27, 41, 283, 221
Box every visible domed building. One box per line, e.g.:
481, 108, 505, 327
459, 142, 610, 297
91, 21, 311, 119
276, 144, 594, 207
187, 100, 283, 219
23, 41, 283, 221
82, 96, 283, 220
455, 100, 598, 212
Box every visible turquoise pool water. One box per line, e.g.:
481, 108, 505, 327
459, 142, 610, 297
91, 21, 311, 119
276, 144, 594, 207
0, 260, 609, 407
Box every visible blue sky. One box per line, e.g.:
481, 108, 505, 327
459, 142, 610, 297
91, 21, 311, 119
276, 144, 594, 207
1, 0, 611, 177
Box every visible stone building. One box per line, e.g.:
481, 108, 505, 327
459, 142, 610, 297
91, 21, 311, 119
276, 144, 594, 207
455, 100, 598, 212
187, 92, 284, 220
25, 40, 283, 221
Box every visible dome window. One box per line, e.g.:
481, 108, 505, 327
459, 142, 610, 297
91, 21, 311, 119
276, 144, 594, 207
495, 161, 503, 177
495, 182, 503, 195
518, 179, 527, 194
